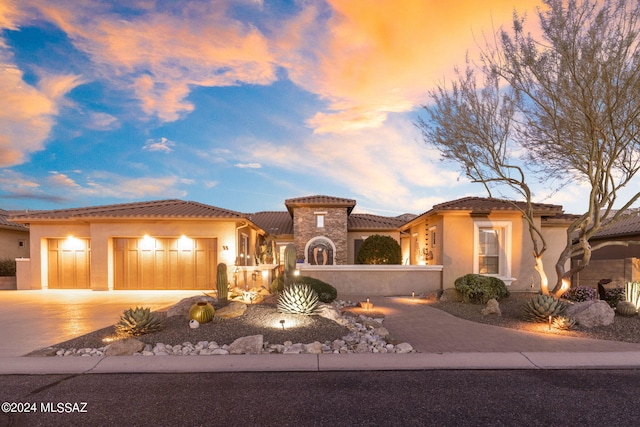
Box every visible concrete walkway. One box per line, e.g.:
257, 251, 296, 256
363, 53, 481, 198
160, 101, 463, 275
1, 290, 640, 373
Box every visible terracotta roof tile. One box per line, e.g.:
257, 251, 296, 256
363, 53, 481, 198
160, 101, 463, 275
284, 195, 356, 215
432, 196, 563, 214
591, 212, 640, 239
348, 213, 410, 230
10, 199, 246, 221
249, 211, 293, 235
0, 209, 29, 230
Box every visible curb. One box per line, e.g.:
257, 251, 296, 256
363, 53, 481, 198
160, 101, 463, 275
2, 352, 640, 374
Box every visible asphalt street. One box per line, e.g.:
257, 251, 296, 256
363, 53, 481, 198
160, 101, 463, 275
2, 369, 640, 426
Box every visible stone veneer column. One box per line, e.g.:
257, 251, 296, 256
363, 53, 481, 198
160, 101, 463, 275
293, 206, 348, 265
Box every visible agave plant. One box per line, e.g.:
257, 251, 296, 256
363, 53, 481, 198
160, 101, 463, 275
552, 315, 576, 330
522, 294, 566, 323
115, 306, 163, 337
277, 283, 319, 315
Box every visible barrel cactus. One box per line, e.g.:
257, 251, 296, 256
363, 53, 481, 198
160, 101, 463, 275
216, 262, 229, 305
522, 294, 566, 322
115, 306, 163, 337
277, 283, 319, 315
616, 300, 638, 317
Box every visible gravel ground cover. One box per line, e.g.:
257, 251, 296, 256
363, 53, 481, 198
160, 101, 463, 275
32, 292, 640, 355
432, 292, 640, 343
40, 301, 351, 354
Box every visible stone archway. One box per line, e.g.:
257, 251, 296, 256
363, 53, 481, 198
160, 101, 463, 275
304, 236, 336, 265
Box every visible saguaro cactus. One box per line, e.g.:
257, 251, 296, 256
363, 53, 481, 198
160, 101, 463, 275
216, 262, 229, 305
283, 243, 297, 287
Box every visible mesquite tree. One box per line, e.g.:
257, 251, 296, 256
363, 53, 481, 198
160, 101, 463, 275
417, 0, 640, 297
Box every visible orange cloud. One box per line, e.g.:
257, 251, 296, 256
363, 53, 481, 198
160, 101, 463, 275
0, 49, 82, 166
283, 0, 542, 133
33, 0, 277, 122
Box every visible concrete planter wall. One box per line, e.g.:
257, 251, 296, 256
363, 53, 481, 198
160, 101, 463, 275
0, 276, 17, 290
299, 264, 443, 296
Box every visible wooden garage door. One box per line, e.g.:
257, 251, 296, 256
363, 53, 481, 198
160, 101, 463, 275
113, 237, 217, 290
48, 238, 91, 289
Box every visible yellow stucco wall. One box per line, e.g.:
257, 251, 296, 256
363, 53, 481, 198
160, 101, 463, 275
406, 211, 566, 292
0, 228, 30, 259
347, 231, 401, 264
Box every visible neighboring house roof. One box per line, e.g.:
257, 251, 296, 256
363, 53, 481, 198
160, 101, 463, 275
590, 212, 640, 239
401, 196, 566, 230
0, 209, 29, 231
285, 195, 357, 216
348, 213, 411, 230
249, 211, 294, 236
431, 196, 563, 214
10, 199, 248, 222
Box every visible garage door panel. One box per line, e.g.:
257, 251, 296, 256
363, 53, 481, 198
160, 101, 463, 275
114, 237, 217, 290
47, 238, 90, 289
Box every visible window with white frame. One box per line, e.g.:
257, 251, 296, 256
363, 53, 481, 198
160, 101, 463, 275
315, 212, 326, 228
473, 221, 512, 278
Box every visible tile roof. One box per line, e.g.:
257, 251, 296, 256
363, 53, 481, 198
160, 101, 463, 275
10, 199, 247, 221
591, 212, 640, 239
285, 195, 356, 215
431, 197, 563, 214
0, 209, 29, 231
249, 211, 294, 235
348, 213, 412, 230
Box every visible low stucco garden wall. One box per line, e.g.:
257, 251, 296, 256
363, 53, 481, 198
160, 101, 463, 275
299, 264, 443, 296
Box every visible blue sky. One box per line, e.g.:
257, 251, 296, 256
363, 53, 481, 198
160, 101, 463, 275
0, 0, 596, 216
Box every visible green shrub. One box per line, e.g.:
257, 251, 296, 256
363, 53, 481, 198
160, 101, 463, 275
453, 274, 510, 304
270, 275, 337, 303
355, 235, 402, 265
0, 258, 16, 276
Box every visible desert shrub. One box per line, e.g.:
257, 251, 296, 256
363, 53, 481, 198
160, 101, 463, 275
0, 258, 16, 276
270, 275, 337, 303
561, 286, 597, 302
453, 274, 509, 304
603, 287, 625, 308
356, 234, 402, 265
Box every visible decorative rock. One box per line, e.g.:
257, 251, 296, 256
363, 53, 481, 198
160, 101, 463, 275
395, 342, 414, 354
439, 288, 463, 302
565, 300, 615, 328
316, 303, 341, 321
304, 341, 323, 354
105, 338, 145, 356
481, 299, 501, 316
189, 319, 200, 329
227, 334, 264, 354
216, 301, 247, 319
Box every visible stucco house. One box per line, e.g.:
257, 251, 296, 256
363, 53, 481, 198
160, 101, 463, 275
572, 211, 640, 288
0, 209, 30, 260
9, 194, 574, 293
399, 197, 573, 291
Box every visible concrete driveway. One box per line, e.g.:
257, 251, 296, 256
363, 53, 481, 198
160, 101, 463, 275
0, 290, 199, 357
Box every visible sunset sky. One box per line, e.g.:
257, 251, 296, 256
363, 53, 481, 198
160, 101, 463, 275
1, 0, 594, 216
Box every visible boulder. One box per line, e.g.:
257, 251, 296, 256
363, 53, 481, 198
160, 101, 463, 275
167, 295, 216, 318
481, 299, 501, 316
216, 301, 247, 319
315, 303, 341, 321
227, 335, 264, 354
105, 338, 145, 356
439, 288, 463, 302
565, 300, 615, 328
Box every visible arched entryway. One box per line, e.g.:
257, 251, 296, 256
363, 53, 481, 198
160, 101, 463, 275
304, 237, 336, 265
